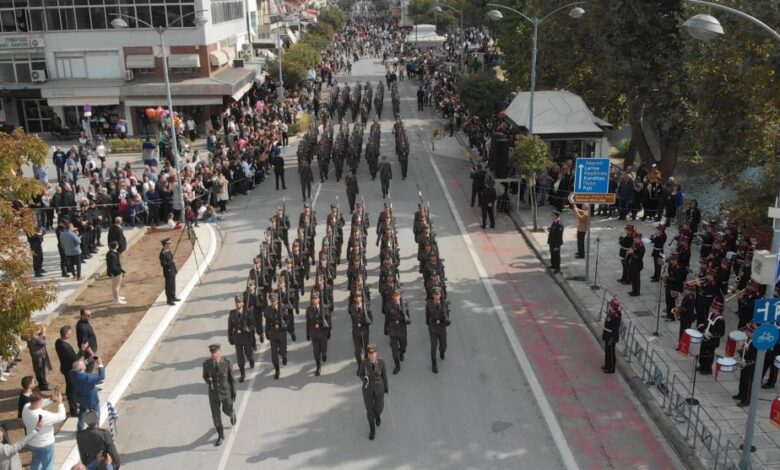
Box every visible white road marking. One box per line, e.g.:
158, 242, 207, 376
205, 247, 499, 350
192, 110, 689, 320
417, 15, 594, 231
426, 151, 580, 470
312, 182, 323, 207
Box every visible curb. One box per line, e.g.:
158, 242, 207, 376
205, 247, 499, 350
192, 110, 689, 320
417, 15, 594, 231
57, 223, 222, 469
453, 130, 702, 469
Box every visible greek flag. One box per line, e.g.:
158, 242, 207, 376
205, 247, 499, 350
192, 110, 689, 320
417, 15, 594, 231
107, 402, 119, 439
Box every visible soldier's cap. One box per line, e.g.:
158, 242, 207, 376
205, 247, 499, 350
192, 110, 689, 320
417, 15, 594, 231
393, 288, 401, 295
432, 287, 442, 294
269, 293, 278, 301
312, 292, 320, 300
208, 343, 221, 353
354, 291, 363, 298
367, 343, 378, 353
551, 210, 561, 217
161, 238, 171, 245
331, 203, 337, 209
234, 295, 244, 303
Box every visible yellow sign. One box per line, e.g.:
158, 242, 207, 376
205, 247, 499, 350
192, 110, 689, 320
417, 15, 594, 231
573, 193, 616, 204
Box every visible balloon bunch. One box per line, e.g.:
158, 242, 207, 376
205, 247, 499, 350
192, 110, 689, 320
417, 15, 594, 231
144, 107, 182, 129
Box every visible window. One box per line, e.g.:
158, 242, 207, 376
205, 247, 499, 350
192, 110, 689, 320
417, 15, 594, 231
54, 50, 120, 79
211, 0, 243, 25
0, 53, 46, 83
0, 1, 196, 31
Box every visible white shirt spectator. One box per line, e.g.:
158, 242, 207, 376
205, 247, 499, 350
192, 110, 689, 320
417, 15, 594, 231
22, 401, 66, 448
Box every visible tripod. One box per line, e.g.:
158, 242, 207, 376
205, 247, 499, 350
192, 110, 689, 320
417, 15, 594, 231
173, 218, 207, 286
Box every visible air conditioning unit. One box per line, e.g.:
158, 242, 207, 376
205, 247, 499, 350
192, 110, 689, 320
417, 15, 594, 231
31, 70, 47, 83
241, 50, 252, 61
30, 38, 45, 48
241, 43, 252, 52
125, 69, 135, 81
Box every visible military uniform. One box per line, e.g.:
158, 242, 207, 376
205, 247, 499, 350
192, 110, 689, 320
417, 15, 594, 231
384, 291, 409, 374
379, 157, 392, 199
357, 345, 388, 440
202, 344, 236, 446
159, 238, 178, 304
602, 299, 622, 373
349, 294, 372, 366
426, 290, 450, 373
264, 295, 288, 379
227, 297, 255, 382
547, 213, 563, 273
306, 295, 331, 375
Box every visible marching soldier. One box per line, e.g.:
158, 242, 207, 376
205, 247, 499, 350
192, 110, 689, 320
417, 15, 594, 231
159, 238, 179, 305
306, 292, 331, 376
300, 160, 314, 201
602, 298, 622, 374
346, 169, 359, 213
202, 344, 236, 447
244, 281, 265, 345
349, 291, 372, 367
278, 275, 298, 342
273, 205, 291, 255
227, 295, 255, 383
426, 287, 450, 373
384, 288, 409, 374
357, 344, 388, 441
264, 293, 288, 380
379, 155, 392, 199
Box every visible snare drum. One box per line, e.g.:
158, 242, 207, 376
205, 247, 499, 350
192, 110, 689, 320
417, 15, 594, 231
726, 330, 748, 357
686, 328, 703, 343
716, 357, 738, 372
678, 328, 704, 356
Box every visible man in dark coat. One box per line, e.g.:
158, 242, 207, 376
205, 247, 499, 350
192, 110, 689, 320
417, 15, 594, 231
547, 210, 564, 274
378, 156, 392, 199
107, 217, 127, 253
345, 169, 359, 213
159, 238, 179, 305
470, 164, 486, 207
480, 181, 497, 229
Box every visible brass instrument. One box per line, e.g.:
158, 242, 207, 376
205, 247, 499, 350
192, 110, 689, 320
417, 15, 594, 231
671, 292, 683, 321
725, 288, 746, 303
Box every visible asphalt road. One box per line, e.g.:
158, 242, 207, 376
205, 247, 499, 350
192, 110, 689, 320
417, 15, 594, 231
113, 57, 682, 470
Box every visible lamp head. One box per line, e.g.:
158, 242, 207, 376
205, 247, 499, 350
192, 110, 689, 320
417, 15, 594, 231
683, 13, 724, 41
569, 6, 585, 19
194, 14, 209, 27
486, 10, 503, 22
110, 17, 129, 29
431, 5, 442, 13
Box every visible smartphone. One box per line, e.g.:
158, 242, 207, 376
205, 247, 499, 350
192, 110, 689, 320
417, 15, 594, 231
37, 415, 43, 423
92, 356, 98, 361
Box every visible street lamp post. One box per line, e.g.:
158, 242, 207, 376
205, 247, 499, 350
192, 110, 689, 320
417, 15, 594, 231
111, 11, 208, 223
432, 3, 464, 74
486, 3, 585, 136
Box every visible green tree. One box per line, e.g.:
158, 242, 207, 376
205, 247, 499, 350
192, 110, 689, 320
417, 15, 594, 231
0, 129, 57, 357
407, 0, 436, 18
510, 134, 550, 230
457, 71, 511, 121
318, 6, 347, 32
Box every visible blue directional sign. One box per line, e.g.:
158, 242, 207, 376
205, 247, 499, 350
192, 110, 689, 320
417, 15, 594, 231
574, 158, 610, 194
752, 323, 780, 351
753, 298, 780, 324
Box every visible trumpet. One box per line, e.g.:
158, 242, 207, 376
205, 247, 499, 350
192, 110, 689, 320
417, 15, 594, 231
725, 288, 746, 303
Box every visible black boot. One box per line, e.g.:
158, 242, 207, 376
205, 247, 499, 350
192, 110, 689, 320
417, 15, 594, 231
369, 422, 376, 440
375, 415, 381, 427
274, 367, 280, 380
392, 364, 400, 375
215, 427, 225, 446
432, 361, 438, 374
239, 366, 245, 383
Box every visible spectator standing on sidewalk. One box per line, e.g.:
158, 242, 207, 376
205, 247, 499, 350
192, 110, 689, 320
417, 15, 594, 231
571, 203, 589, 259
76, 309, 98, 360
76, 410, 121, 469
60, 223, 82, 280
547, 210, 564, 274
55, 326, 81, 417
106, 241, 126, 304
17, 376, 35, 418
22, 391, 67, 470
27, 324, 52, 391
0, 417, 44, 470
71, 357, 105, 431
107, 217, 126, 254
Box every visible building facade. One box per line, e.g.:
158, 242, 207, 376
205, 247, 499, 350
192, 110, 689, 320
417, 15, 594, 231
0, 0, 258, 136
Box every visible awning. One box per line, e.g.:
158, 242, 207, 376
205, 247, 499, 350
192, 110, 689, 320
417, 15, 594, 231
231, 80, 253, 101
125, 55, 155, 69
45, 96, 120, 107
209, 50, 229, 67
124, 96, 222, 107
168, 54, 201, 69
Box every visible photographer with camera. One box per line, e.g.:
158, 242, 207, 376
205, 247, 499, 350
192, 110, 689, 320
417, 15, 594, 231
70, 356, 105, 431
76, 410, 120, 470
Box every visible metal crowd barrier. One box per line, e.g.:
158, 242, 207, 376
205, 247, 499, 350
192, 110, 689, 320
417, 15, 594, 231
595, 294, 743, 469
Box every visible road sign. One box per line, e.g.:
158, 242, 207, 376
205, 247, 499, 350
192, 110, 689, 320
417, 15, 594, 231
573, 193, 616, 204
574, 158, 610, 194
753, 298, 780, 324
752, 323, 780, 351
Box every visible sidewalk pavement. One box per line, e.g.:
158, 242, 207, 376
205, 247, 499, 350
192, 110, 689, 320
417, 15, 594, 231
32, 226, 145, 324
442, 129, 780, 469
55, 223, 219, 469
